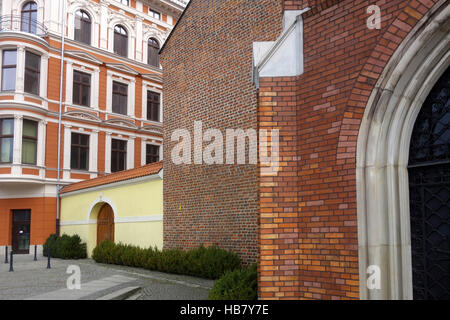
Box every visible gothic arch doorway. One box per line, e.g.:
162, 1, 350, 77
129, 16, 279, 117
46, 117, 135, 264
356, 2, 450, 299
97, 204, 115, 245
408, 67, 450, 300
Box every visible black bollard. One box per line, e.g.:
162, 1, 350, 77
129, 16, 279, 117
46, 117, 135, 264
9, 250, 13, 272
4, 247, 8, 264
34, 245, 37, 261
47, 248, 51, 269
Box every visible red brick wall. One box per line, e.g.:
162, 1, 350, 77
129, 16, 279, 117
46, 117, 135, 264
258, 0, 440, 300
160, 0, 284, 264
161, 0, 440, 298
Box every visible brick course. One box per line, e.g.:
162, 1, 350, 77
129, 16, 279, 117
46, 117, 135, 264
161, 0, 440, 298
161, 0, 284, 264
257, 0, 440, 300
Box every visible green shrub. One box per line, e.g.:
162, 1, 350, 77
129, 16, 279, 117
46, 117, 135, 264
92, 239, 115, 263
187, 245, 241, 279
208, 263, 258, 300
43, 234, 87, 260
92, 241, 241, 280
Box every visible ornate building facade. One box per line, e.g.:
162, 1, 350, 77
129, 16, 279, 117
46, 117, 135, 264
0, 0, 186, 255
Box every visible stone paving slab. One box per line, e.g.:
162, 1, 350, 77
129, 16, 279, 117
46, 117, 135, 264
25, 275, 137, 300
0, 254, 213, 300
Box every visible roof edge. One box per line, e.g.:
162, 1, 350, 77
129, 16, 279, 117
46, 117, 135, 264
60, 162, 163, 195
159, 0, 192, 54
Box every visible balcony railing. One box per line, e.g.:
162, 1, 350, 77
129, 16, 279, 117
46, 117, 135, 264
0, 15, 48, 37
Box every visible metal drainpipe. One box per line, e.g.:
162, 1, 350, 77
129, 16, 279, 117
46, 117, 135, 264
56, 0, 66, 236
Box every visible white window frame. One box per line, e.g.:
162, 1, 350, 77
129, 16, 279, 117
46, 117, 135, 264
142, 34, 164, 68
142, 82, 162, 123
106, 134, 133, 173
63, 125, 98, 179
108, 22, 135, 60
0, 112, 46, 177
148, 9, 161, 20
67, 6, 100, 47
106, 70, 135, 117
141, 141, 162, 166
0, 43, 48, 106
65, 59, 100, 110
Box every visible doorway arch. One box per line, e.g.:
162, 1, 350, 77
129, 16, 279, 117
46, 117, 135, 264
408, 67, 450, 300
97, 203, 115, 245
357, 3, 450, 299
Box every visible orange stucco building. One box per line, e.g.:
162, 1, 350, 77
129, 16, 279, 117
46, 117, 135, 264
0, 0, 186, 255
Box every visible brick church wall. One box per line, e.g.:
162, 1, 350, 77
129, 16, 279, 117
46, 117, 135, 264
161, 0, 440, 298
160, 0, 284, 264
258, 0, 440, 300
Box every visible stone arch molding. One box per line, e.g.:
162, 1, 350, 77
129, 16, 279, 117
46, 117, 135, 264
12, 0, 45, 32
67, 0, 101, 46
87, 195, 118, 222
107, 10, 137, 59
357, 2, 450, 300
142, 24, 166, 66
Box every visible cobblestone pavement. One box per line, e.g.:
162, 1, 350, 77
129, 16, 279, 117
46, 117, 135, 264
0, 253, 214, 300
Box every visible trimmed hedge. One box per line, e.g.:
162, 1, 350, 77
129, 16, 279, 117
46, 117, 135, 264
208, 263, 258, 300
43, 234, 87, 260
92, 241, 241, 280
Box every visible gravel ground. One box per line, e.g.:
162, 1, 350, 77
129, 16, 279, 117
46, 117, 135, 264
0, 253, 214, 300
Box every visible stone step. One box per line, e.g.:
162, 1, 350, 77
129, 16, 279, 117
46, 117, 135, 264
97, 286, 142, 300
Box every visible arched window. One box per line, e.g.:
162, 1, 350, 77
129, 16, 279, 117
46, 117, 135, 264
21, 1, 38, 34
148, 38, 160, 68
74, 10, 91, 45
113, 25, 128, 58
408, 67, 450, 300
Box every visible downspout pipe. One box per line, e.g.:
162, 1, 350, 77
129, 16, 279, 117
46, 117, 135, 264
56, 0, 66, 236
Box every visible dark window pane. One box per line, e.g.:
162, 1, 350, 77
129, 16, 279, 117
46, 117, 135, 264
112, 81, 127, 115
148, 38, 160, 67
70, 146, 79, 169
74, 10, 91, 45
13, 210, 31, 221
147, 91, 160, 121
72, 83, 80, 103
111, 138, 126, 172
82, 85, 90, 106
21, 2, 38, 34
80, 148, 88, 170
72, 70, 91, 107
24, 69, 39, 94
71, 132, 89, 170
146, 144, 159, 164
24, 52, 40, 95
114, 25, 128, 57
23, 120, 37, 138
26, 52, 40, 70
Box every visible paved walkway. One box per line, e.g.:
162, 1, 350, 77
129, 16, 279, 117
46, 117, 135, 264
0, 253, 214, 300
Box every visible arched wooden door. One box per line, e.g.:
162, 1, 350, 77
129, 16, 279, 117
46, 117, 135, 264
97, 204, 115, 245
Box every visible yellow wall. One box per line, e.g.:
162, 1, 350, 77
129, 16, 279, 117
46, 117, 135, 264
60, 176, 163, 257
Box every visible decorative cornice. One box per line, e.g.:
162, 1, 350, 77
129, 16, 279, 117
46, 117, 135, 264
65, 50, 104, 65
105, 63, 139, 76
63, 111, 102, 123
104, 118, 139, 129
